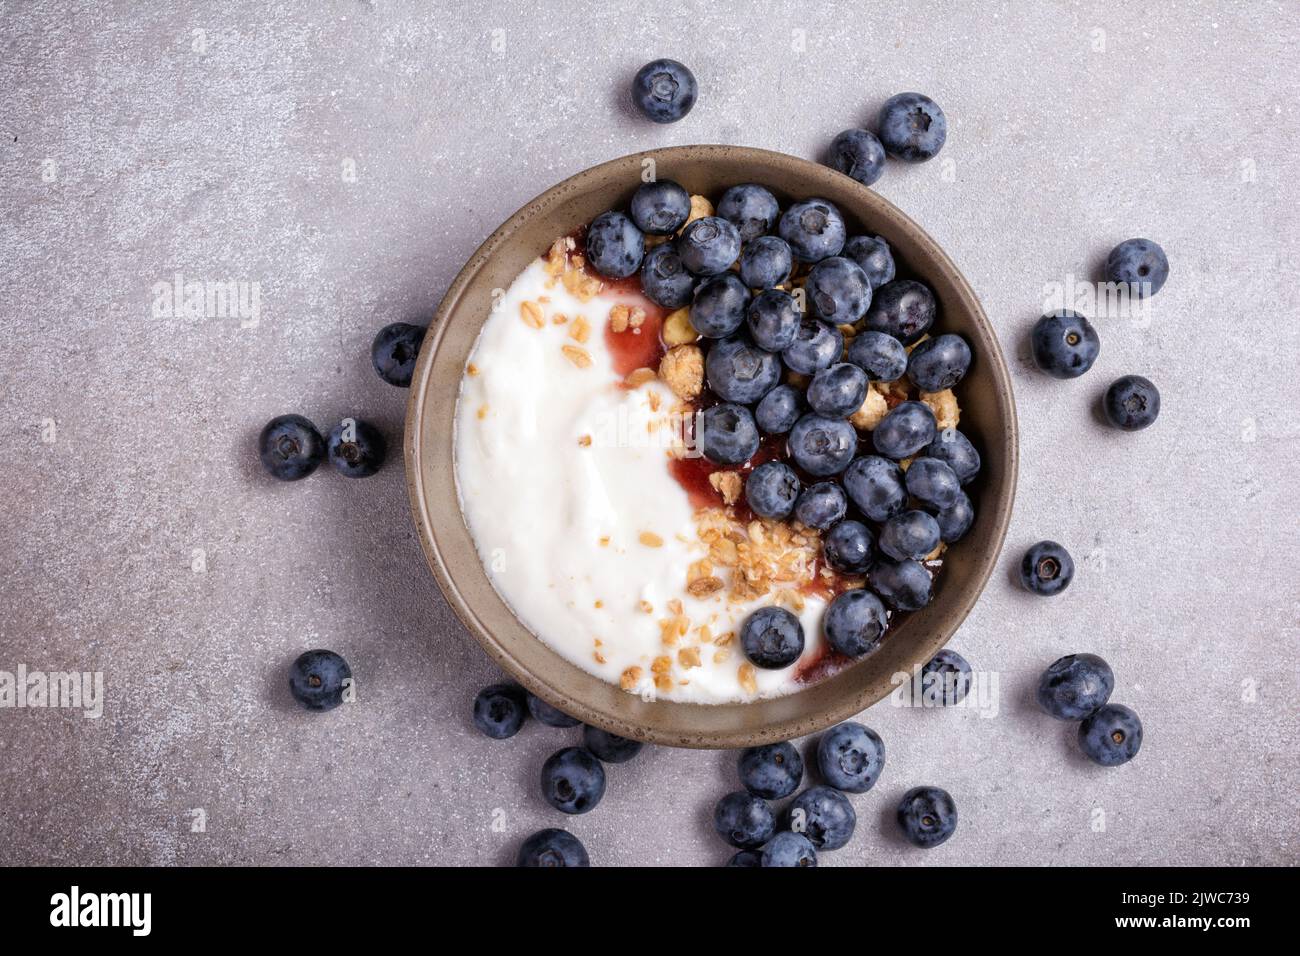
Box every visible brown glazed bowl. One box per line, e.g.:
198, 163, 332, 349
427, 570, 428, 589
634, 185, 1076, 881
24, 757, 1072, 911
406, 145, 1017, 749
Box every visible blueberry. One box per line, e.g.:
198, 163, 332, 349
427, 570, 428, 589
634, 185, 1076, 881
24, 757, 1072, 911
714, 790, 777, 849
817, 722, 885, 792
781, 318, 844, 375
904, 457, 962, 509
640, 243, 697, 309
897, 786, 958, 848
678, 216, 742, 276
370, 322, 426, 387
843, 235, 896, 290
823, 519, 875, 574
1037, 653, 1115, 721
921, 649, 972, 706
846, 329, 908, 381
746, 288, 800, 351
327, 419, 386, 478
761, 831, 818, 867
788, 786, 855, 850
740, 605, 805, 670
1078, 704, 1143, 766
705, 336, 781, 403
864, 280, 936, 345
690, 273, 751, 338
288, 649, 352, 711
907, 333, 971, 392
827, 128, 886, 187
807, 256, 872, 324
258, 414, 325, 481
716, 183, 780, 242
923, 428, 981, 484
1104, 375, 1160, 431
788, 414, 858, 477
878, 92, 947, 162
792, 481, 848, 530
527, 691, 581, 728
873, 400, 937, 460
869, 559, 933, 611
807, 363, 869, 418
842, 455, 908, 522
585, 210, 645, 279
630, 58, 697, 124
879, 510, 941, 562
738, 236, 793, 289
698, 403, 760, 465
1105, 238, 1168, 298
540, 747, 606, 815
582, 724, 644, 763
745, 461, 801, 519
738, 741, 804, 799
629, 178, 691, 235
516, 828, 590, 867
934, 492, 975, 543
1030, 310, 1100, 379
755, 384, 804, 435
824, 588, 888, 657
1019, 540, 1074, 596
778, 198, 846, 263
726, 850, 763, 867
472, 682, 527, 739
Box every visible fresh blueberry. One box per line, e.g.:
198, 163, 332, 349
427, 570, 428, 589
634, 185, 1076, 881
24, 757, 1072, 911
788, 786, 856, 850
846, 330, 907, 381
807, 363, 869, 418
258, 414, 325, 481
842, 455, 908, 522
879, 510, 941, 562
1105, 238, 1168, 298
1104, 375, 1160, 431
690, 273, 751, 337
540, 747, 606, 815
371, 322, 426, 387
740, 605, 805, 669
921, 649, 972, 706
705, 335, 781, 403
781, 318, 844, 375
726, 849, 763, 867
1019, 540, 1074, 596
923, 428, 981, 484
788, 414, 858, 477
897, 786, 958, 848
1078, 704, 1143, 766
640, 243, 697, 309
677, 215, 742, 276
873, 400, 937, 460
1030, 310, 1100, 379
907, 333, 971, 392
582, 725, 644, 763
289, 649, 352, 711
327, 419, 386, 478
843, 235, 896, 290
869, 559, 933, 611
864, 279, 936, 344
738, 741, 804, 799
807, 256, 872, 324
714, 790, 777, 849
746, 288, 801, 351
934, 492, 975, 543
629, 178, 691, 235
817, 721, 885, 792
630, 58, 697, 123
516, 828, 590, 867
827, 128, 886, 187
698, 403, 760, 465
472, 682, 527, 739
716, 183, 780, 241
823, 519, 875, 574
755, 384, 804, 435
585, 210, 645, 279
527, 691, 581, 728
878, 92, 947, 162
778, 198, 846, 262
793, 481, 848, 530
824, 588, 888, 657
739, 236, 794, 289
904, 457, 961, 509
745, 461, 802, 519
761, 831, 818, 867
1037, 653, 1115, 721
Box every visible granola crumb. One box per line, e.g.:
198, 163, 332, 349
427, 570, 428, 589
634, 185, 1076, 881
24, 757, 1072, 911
738, 663, 758, 695
708, 470, 743, 505
578, 434, 592, 447
659, 343, 704, 400
654, 674, 673, 693
476, 404, 489, 420
639, 531, 665, 548
849, 387, 889, 431
620, 666, 643, 691
598, 535, 610, 547
519, 300, 544, 329
638, 600, 654, 614
466, 362, 480, 377
920, 388, 961, 431
662, 307, 699, 346
678, 646, 702, 669
561, 344, 593, 368
552, 312, 567, 325
682, 194, 714, 231
569, 315, 591, 343
593, 651, 606, 664
624, 366, 657, 388
608, 303, 632, 333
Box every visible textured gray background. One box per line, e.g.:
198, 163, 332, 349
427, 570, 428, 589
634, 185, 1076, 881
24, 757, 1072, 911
2, 0, 1297, 866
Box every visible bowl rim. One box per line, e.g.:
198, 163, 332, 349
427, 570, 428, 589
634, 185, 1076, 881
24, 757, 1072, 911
405, 144, 1018, 748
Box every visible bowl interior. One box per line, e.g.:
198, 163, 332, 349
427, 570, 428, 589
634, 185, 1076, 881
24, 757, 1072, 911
406, 145, 1017, 748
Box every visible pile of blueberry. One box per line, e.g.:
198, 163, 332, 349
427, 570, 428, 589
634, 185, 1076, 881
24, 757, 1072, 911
1037, 654, 1142, 766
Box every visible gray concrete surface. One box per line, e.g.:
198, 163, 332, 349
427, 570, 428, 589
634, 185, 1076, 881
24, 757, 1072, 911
2, 0, 1297, 866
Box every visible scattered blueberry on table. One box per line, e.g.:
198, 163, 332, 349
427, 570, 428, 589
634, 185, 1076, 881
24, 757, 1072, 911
761, 831, 818, 867
1077, 703, 1143, 766
540, 747, 607, 815
527, 692, 582, 728
370, 322, 426, 387
630, 58, 698, 123
816, 721, 885, 793
582, 725, 643, 764
714, 790, 777, 849
258, 414, 325, 481
1019, 540, 1075, 596
1037, 654, 1115, 721
827, 128, 887, 187
326, 418, 387, 478
1030, 310, 1100, 379
1104, 374, 1161, 431
738, 741, 804, 800
920, 649, 973, 706
877, 92, 948, 161
473, 683, 528, 739
1105, 238, 1169, 298
897, 785, 958, 847
516, 828, 590, 867
288, 650, 352, 711
788, 785, 856, 850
